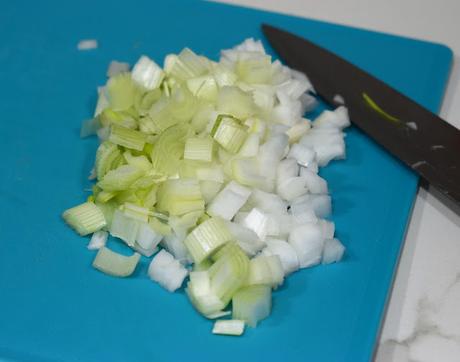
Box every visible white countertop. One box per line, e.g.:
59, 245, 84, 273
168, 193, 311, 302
215, 1, 460, 360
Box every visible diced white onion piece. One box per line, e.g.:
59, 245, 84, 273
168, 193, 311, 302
315, 143, 346, 167
277, 177, 309, 201
212, 320, 245, 336
77, 39, 98, 50
88, 230, 108, 250
289, 203, 318, 224
207, 181, 252, 220
225, 221, 265, 256
318, 219, 335, 239
288, 143, 316, 167
262, 238, 299, 275
199, 181, 223, 204
290, 194, 332, 218
286, 121, 311, 144
288, 223, 325, 268
148, 250, 188, 292
277, 158, 299, 186
322, 238, 345, 264
131, 55, 165, 90
136, 223, 163, 250
300, 163, 319, 175
238, 133, 260, 157
242, 208, 269, 240
258, 134, 289, 182
162, 230, 191, 264
299, 93, 318, 113
313, 106, 350, 130
265, 213, 284, 237
300, 169, 328, 194
107, 61, 130, 77
247, 189, 288, 215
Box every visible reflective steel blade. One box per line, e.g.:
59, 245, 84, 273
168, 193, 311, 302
262, 24, 460, 204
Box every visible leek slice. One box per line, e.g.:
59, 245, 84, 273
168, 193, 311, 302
184, 137, 214, 162
208, 242, 249, 305
107, 73, 139, 111
232, 285, 271, 327
211, 115, 248, 153
92, 247, 140, 277
95, 141, 122, 180
184, 217, 233, 263
212, 320, 245, 336
131, 55, 164, 90
109, 209, 140, 246
98, 165, 144, 192
62, 202, 106, 236
150, 124, 189, 176
109, 124, 147, 151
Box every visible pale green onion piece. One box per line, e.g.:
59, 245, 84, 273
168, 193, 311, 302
80, 117, 101, 138
196, 165, 224, 183
186, 75, 218, 101
211, 115, 248, 153
109, 209, 140, 246
131, 55, 164, 90
217, 86, 254, 119
107, 72, 139, 111
236, 54, 272, 84
149, 217, 172, 236
150, 124, 189, 176
184, 137, 214, 162
184, 217, 233, 263
95, 141, 122, 180
157, 179, 204, 216
232, 285, 271, 327
212, 64, 237, 87
87, 230, 108, 250
123, 151, 152, 172
169, 48, 209, 80
95, 200, 117, 229
62, 202, 106, 236
92, 247, 140, 277
207, 181, 251, 220
246, 255, 284, 288
109, 124, 146, 151
208, 242, 249, 305
96, 190, 116, 203
187, 271, 215, 310
98, 165, 144, 192
122, 202, 151, 223
212, 320, 245, 336
94, 86, 109, 117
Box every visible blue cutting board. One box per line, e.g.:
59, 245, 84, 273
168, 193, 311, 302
0, 0, 452, 361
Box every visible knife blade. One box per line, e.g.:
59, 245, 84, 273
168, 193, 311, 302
262, 24, 460, 204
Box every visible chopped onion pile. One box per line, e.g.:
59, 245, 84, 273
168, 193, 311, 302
63, 38, 349, 335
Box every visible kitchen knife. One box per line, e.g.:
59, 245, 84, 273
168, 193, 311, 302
262, 24, 460, 204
